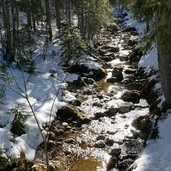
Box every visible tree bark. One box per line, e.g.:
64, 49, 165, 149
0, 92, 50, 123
157, 0, 171, 107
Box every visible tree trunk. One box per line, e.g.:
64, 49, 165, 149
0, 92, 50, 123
55, 0, 61, 31
157, 0, 171, 107
44, 0, 52, 41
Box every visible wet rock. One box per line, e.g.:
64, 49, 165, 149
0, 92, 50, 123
105, 138, 114, 146
94, 112, 105, 119
56, 105, 91, 124
124, 68, 137, 74
112, 68, 123, 81
94, 140, 106, 148
105, 107, 118, 116
65, 138, 75, 144
110, 148, 121, 157
106, 77, 118, 83
120, 90, 141, 103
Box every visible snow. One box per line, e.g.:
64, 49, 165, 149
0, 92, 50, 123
0, 43, 79, 160
132, 110, 171, 171
138, 46, 158, 71
124, 8, 171, 171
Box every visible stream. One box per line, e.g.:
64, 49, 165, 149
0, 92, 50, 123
36, 10, 152, 171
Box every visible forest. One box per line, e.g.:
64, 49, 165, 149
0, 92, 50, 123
0, 0, 171, 171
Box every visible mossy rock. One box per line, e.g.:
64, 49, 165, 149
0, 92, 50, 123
56, 105, 91, 124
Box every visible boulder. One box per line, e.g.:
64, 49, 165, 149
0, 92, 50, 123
69, 63, 107, 81
120, 90, 141, 103
56, 105, 91, 124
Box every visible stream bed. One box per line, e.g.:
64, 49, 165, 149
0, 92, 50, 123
36, 11, 152, 171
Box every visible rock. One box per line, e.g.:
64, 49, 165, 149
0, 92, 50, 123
105, 107, 118, 116
105, 138, 114, 146
124, 68, 136, 74
72, 99, 81, 106
106, 77, 118, 83
62, 122, 69, 127
92, 67, 107, 81
106, 157, 117, 170
96, 135, 105, 140
124, 26, 137, 32
94, 140, 106, 148
102, 56, 114, 62
82, 77, 95, 85
107, 22, 119, 32
94, 112, 105, 119
117, 159, 134, 171
83, 88, 92, 95
56, 105, 91, 124
120, 90, 141, 103
128, 39, 138, 46
112, 68, 123, 81
128, 48, 143, 62
120, 56, 129, 61
69, 63, 107, 81
55, 129, 64, 135
118, 102, 133, 114
107, 131, 117, 135
102, 45, 120, 53
110, 148, 121, 157
93, 102, 103, 107
65, 138, 75, 144
132, 115, 152, 140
